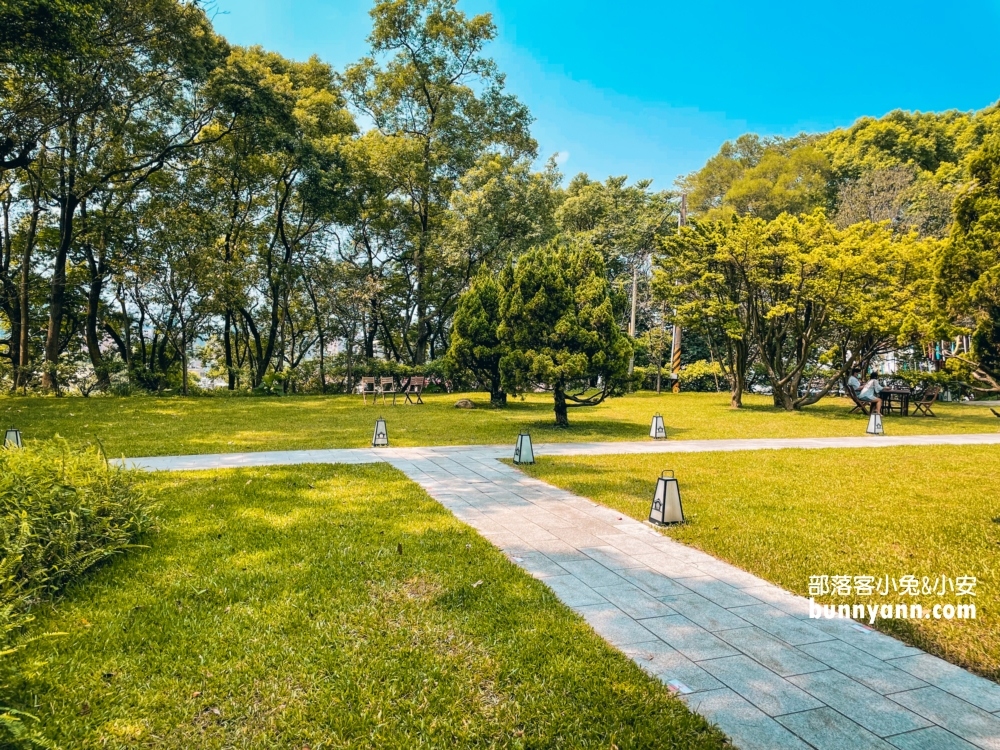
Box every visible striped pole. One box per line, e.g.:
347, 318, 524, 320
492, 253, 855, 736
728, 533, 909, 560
670, 323, 681, 393
671, 194, 687, 393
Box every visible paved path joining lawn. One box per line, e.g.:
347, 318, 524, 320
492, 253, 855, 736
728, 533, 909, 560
126, 433, 1000, 750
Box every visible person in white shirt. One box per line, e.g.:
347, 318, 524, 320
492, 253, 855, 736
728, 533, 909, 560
856, 370, 883, 414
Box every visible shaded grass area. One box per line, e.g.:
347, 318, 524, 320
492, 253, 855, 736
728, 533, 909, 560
4, 464, 728, 749
4, 391, 998, 457
519, 445, 1000, 682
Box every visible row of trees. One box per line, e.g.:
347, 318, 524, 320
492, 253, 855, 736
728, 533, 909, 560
0, 0, 680, 397
0, 0, 606, 394
451, 112, 1000, 418
1, 0, 999, 415
650, 106, 1000, 408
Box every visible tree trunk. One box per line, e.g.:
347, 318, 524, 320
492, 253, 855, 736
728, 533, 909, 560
345, 338, 354, 394
771, 384, 796, 410
306, 282, 326, 393
0, 281, 20, 393
224, 309, 235, 390
180, 323, 188, 396
731, 380, 744, 409
42, 193, 79, 392
18, 190, 40, 390
84, 272, 109, 389
730, 340, 748, 409
490, 372, 506, 407
553, 385, 569, 427
0, 193, 20, 390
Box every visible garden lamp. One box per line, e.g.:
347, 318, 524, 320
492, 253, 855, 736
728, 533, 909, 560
649, 413, 666, 440
866, 411, 884, 436
372, 417, 389, 447
513, 432, 534, 465
3, 427, 22, 449
649, 470, 684, 525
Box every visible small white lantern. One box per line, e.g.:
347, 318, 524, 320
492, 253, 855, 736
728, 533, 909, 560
513, 432, 534, 465
649, 470, 684, 526
649, 413, 666, 440
866, 411, 884, 435
3, 427, 22, 449
372, 417, 389, 447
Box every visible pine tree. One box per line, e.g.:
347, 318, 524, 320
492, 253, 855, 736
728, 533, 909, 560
500, 239, 632, 426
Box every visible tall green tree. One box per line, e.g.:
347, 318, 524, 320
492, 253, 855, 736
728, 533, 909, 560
657, 212, 929, 410
14, 0, 229, 391
343, 0, 535, 363
937, 134, 1000, 392
197, 47, 355, 389
448, 267, 507, 406
499, 239, 632, 426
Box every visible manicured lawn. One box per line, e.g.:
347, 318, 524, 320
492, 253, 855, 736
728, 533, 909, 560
5, 463, 728, 749
518, 445, 1000, 682
4, 391, 997, 457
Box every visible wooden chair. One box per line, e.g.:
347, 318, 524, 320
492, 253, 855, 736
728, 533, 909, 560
847, 385, 872, 415
404, 376, 426, 405
912, 386, 940, 416
358, 376, 379, 405
378, 376, 398, 406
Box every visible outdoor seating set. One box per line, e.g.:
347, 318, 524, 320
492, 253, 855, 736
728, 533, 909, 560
357, 376, 427, 405
847, 383, 940, 417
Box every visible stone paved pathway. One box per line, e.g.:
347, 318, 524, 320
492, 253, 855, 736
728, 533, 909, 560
126, 433, 1000, 750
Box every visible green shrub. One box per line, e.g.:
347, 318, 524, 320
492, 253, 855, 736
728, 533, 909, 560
0, 440, 155, 746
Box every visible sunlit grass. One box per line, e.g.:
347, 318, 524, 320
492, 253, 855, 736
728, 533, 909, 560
5, 464, 728, 749
519, 445, 1000, 681
4, 391, 997, 457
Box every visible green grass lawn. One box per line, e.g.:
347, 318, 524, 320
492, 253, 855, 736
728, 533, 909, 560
518, 445, 1000, 682
4, 463, 728, 749
3, 391, 997, 457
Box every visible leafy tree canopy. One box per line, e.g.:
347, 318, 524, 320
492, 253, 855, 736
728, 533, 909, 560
936, 134, 1000, 390
499, 239, 632, 426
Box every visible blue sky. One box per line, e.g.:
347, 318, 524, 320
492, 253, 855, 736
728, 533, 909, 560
212, 0, 1000, 190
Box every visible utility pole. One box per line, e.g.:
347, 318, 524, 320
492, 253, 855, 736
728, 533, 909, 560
670, 194, 687, 393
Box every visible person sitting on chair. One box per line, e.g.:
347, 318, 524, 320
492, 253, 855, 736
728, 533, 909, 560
857, 371, 883, 414
847, 369, 862, 396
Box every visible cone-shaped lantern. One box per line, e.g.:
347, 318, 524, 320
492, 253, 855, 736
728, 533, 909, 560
649, 414, 666, 440
866, 411, 884, 435
649, 470, 684, 525
3, 427, 22, 449
372, 417, 389, 447
513, 432, 534, 465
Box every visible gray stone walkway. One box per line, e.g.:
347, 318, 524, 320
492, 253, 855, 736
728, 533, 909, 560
124, 431, 1000, 471
126, 433, 1000, 750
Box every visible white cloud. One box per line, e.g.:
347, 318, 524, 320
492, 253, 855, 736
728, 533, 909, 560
553, 150, 570, 165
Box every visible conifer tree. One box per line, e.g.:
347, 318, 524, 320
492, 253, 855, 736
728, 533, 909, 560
500, 240, 632, 426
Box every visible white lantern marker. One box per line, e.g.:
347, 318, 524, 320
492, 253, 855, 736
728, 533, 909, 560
372, 417, 389, 447
513, 432, 534, 465
866, 411, 884, 435
649, 470, 684, 525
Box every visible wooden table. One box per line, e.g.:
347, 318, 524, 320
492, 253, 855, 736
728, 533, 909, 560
880, 387, 912, 416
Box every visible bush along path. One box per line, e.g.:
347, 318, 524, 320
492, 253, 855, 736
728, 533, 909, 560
1, 441, 155, 747
126, 433, 1000, 750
